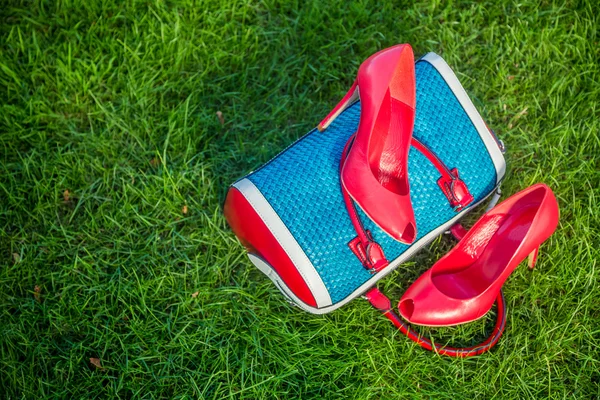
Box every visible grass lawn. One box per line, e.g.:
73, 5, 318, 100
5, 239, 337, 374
1, 0, 599, 398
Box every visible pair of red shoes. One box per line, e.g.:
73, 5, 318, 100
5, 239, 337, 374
319, 44, 560, 328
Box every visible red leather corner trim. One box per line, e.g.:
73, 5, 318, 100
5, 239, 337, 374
224, 187, 317, 307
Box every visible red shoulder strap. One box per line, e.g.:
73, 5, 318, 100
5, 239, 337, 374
364, 287, 507, 357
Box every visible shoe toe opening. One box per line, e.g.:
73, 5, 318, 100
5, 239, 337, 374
399, 299, 414, 320
401, 222, 416, 243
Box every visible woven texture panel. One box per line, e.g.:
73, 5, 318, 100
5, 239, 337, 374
247, 60, 498, 304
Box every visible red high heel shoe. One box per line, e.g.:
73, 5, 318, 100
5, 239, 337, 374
398, 183, 560, 326
318, 44, 417, 243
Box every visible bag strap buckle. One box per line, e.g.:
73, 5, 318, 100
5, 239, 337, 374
348, 230, 388, 273
438, 168, 474, 212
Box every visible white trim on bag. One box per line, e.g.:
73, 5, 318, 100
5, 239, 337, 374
420, 52, 506, 183
233, 178, 333, 308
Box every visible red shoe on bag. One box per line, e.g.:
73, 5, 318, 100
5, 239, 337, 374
318, 44, 417, 243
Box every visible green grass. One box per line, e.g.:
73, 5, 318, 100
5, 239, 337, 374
1, 0, 599, 398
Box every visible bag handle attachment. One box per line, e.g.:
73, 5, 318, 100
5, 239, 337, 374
411, 138, 474, 211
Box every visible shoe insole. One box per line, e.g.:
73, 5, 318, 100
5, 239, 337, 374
431, 205, 537, 299
368, 91, 413, 196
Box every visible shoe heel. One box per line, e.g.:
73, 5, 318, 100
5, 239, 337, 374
317, 80, 359, 132
527, 246, 540, 270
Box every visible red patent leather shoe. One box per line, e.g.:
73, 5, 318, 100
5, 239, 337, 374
318, 44, 417, 243
398, 183, 560, 326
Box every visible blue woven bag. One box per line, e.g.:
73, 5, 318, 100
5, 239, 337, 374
224, 53, 506, 320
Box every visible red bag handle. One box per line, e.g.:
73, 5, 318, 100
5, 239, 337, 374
365, 288, 506, 357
